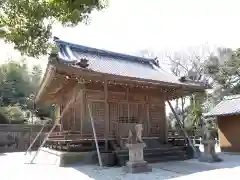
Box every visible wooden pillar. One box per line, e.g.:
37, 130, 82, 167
55, 105, 61, 122
80, 82, 86, 137
164, 101, 168, 143
59, 104, 63, 131
146, 95, 150, 136
59, 96, 64, 132
126, 88, 130, 119
72, 86, 77, 131
104, 78, 109, 151
54, 104, 61, 131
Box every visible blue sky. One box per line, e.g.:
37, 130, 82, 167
1, 0, 240, 68
53, 0, 240, 51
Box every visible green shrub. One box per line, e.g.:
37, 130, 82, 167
0, 106, 26, 124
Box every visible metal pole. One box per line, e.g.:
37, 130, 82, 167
88, 103, 103, 168
167, 100, 199, 158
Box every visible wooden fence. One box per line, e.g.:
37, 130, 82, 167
0, 124, 52, 153
167, 130, 220, 147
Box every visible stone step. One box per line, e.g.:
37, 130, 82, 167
117, 154, 188, 166
116, 146, 186, 155
45, 140, 106, 152
144, 139, 169, 148
116, 150, 186, 158
115, 147, 189, 166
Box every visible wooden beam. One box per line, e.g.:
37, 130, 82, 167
73, 86, 77, 131
59, 97, 63, 132
164, 102, 168, 143
80, 82, 86, 137
126, 87, 130, 119
104, 79, 109, 151
146, 95, 150, 136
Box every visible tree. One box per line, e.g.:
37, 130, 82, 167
0, 60, 52, 124
0, 60, 31, 106
204, 48, 239, 103
166, 48, 211, 130
0, 0, 108, 57
139, 48, 211, 132
0, 106, 26, 124
167, 47, 240, 133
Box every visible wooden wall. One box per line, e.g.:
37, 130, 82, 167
218, 115, 240, 152
59, 82, 167, 141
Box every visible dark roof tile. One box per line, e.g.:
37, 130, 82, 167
204, 94, 240, 117
53, 39, 207, 87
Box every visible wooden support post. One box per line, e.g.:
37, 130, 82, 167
146, 95, 150, 136
167, 100, 199, 158
80, 82, 86, 137
59, 97, 63, 132
164, 102, 168, 143
126, 88, 130, 119
73, 87, 77, 131
104, 79, 109, 151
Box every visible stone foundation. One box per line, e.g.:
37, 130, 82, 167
123, 161, 152, 173
34, 148, 98, 166
123, 143, 152, 173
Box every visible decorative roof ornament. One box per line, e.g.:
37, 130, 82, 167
153, 57, 160, 67
73, 58, 89, 68
188, 69, 198, 81
179, 76, 211, 88
53, 36, 60, 41
49, 46, 59, 62
179, 76, 187, 82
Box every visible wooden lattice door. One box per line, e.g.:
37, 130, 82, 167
139, 104, 148, 136
86, 101, 105, 137
149, 104, 165, 138
109, 102, 118, 134
60, 104, 71, 131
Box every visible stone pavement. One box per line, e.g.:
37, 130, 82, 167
0, 152, 240, 180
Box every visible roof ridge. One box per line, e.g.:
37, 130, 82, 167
54, 38, 159, 66
223, 94, 240, 100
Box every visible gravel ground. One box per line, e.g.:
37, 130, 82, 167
0, 152, 240, 180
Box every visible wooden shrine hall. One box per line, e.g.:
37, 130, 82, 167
35, 38, 208, 165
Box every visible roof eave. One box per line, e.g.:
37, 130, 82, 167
35, 64, 56, 104
204, 112, 240, 117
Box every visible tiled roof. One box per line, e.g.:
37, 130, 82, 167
53, 39, 207, 88
204, 94, 240, 117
